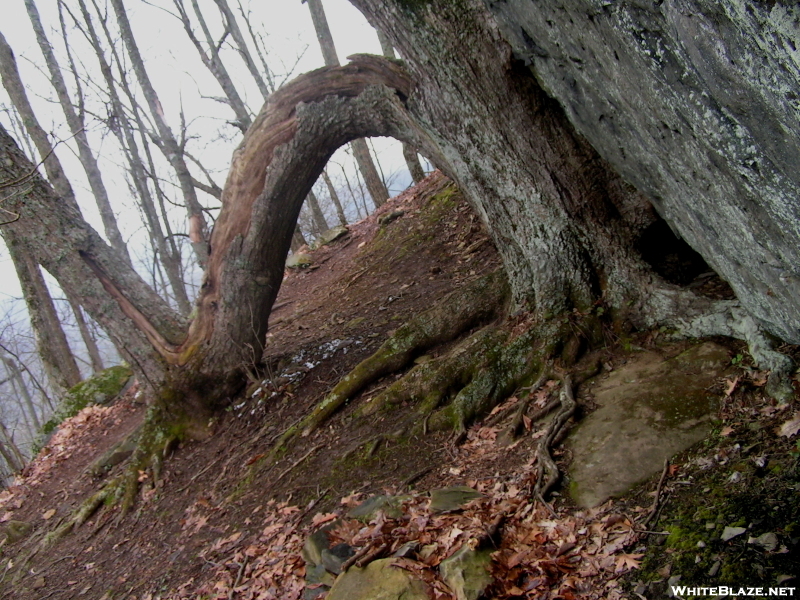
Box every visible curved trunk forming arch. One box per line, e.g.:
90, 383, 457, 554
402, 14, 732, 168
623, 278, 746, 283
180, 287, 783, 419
2, 3, 795, 424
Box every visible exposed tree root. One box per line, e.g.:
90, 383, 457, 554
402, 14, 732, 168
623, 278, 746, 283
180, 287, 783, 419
37, 406, 185, 551
533, 375, 577, 499
634, 281, 796, 401
270, 270, 509, 453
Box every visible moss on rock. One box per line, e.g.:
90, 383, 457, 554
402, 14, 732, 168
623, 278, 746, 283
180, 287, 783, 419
40, 365, 132, 437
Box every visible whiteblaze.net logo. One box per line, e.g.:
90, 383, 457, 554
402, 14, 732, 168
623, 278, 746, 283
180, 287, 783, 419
671, 586, 796, 598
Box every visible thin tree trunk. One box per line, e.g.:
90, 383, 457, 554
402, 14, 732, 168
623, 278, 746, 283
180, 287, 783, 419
351, 154, 373, 213
67, 294, 104, 373
337, 162, 364, 220
0, 420, 25, 473
3, 357, 41, 432
1, 124, 186, 394
291, 226, 308, 253
23, 0, 131, 264
306, 190, 329, 236
322, 170, 347, 226
376, 28, 395, 58
173, 0, 251, 132
109, 0, 210, 265
4, 232, 81, 394
213, 0, 271, 100
76, 0, 192, 315
235, 0, 276, 93
305, 0, 389, 207
351, 138, 389, 207
0, 31, 77, 209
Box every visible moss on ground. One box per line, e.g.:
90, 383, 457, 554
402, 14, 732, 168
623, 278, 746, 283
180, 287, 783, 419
632, 431, 800, 593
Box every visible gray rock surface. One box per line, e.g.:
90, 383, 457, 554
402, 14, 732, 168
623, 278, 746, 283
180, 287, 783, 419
439, 545, 493, 600
568, 342, 728, 507
325, 558, 430, 600
429, 486, 483, 514
488, 0, 800, 343
347, 495, 405, 521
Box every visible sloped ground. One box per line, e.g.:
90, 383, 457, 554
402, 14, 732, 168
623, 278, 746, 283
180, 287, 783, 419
0, 173, 797, 599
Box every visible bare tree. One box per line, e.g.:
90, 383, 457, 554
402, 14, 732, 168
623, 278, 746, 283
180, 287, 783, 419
0, 418, 25, 473
213, 0, 271, 100
109, 0, 210, 265
321, 170, 347, 226
303, 0, 390, 207
233, 0, 277, 94
0, 32, 78, 210
23, 0, 131, 264
2, 355, 42, 433
290, 225, 308, 253
305, 190, 329, 236
173, 0, 252, 132
74, 0, 192, 314
67, 296, 104, 373
2, 222, 81, 395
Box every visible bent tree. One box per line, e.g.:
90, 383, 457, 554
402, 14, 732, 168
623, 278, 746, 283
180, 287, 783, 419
0, 0, 797, 520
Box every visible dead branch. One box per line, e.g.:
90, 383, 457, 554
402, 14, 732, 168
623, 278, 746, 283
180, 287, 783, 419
271, 444, 321, 487
640, 459, 670, 529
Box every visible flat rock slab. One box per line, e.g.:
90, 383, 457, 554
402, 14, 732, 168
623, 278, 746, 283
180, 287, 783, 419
326, 558, 430, 600
568, 342, 729, 507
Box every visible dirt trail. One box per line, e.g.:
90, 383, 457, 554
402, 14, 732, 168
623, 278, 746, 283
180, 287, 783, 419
0, 173, 797, 599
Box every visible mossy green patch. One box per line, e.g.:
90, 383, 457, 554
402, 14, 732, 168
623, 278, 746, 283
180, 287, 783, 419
40, 365, 132, 437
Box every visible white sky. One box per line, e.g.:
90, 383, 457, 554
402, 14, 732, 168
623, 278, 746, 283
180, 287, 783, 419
0, 0, 406, 301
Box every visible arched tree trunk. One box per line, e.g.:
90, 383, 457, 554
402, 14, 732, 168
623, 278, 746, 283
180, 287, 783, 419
2, 2, 796, 446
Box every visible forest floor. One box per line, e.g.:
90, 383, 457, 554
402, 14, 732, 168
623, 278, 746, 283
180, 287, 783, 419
0, 173, 798, 599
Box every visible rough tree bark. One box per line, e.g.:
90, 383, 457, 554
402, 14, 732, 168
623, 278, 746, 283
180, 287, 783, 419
376, 27, 425, 184
0, 56, 428, 415
0, 126, 185, 397
1, 0, 797, 511
486, 0, 800, 346
0, 32, 77, 210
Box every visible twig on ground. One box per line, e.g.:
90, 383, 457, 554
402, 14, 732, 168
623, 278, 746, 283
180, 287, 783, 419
403, 466, 434, 489
355, 542, 389, 569
341, 542, 374, 572
228, 555, 249, 600
272, 445, 321, 487
476, 511, 506, 549
536, 491, 558, 518
641, 459, 670, 528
